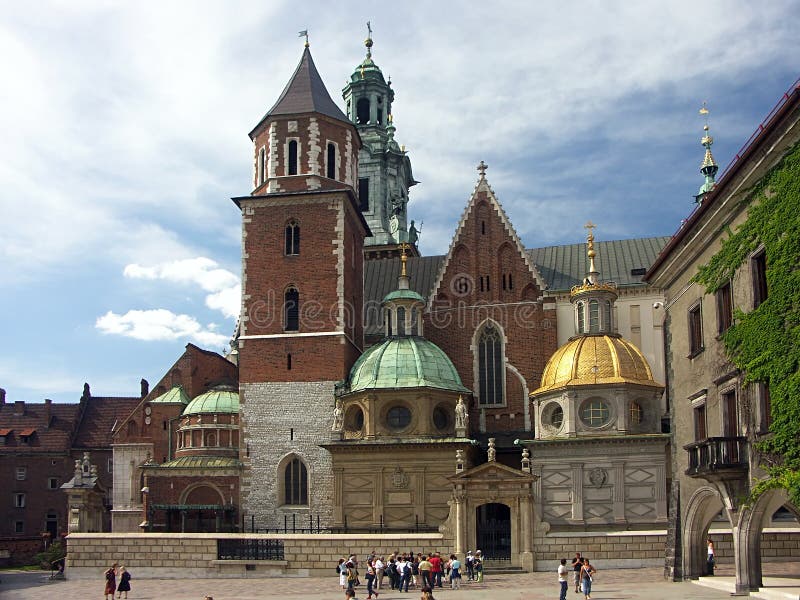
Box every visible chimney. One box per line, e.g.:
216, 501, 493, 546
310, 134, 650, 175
14, 400, 25, 416
45, 399, 52, 428
141, 378, 149, 398
0, 388, 5, 404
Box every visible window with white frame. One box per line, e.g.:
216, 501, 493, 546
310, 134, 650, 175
14, 493, 26, 508
16, 466, 26, 480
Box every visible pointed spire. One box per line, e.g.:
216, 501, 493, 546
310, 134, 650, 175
584, 221, 599, 285
696, 102, 718, 201
365, 21, 373, 59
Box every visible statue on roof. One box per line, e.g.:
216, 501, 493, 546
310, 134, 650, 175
455, 395, 468, 432
408, 220, 419, 245
332, 398, 343, 432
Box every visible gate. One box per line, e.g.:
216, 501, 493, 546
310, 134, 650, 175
476, 502, 511, 560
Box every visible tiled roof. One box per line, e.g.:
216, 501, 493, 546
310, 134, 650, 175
0, 401, 81, 453
156, 456, 242, 469
73, 396, 141, 448
250, 47, 350, 136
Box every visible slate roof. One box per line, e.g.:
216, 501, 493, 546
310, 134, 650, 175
0, 401, 81, 453
250, 47, 350, 137
73, 396, 141, 448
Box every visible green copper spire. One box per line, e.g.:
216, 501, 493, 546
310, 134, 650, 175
696, 102, 718, 202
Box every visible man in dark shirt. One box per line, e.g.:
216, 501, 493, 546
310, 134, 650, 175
571, 552, 583, 593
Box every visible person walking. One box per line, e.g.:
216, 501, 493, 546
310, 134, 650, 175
474, 550, 484, 582
365, 559, 379, 599
449, 554, 462, 590
707, 538, 715, 576
418, 555, 432, 587
558, 558, 569, 600
375, 556, 385, 590
580, 557, 596, 600
571, 552, 583, 593
338, 558, 348, 590
429, 552, 443, 588
116, 565, 131, 599
465, 551, 474, 581
103, 563, 118, 600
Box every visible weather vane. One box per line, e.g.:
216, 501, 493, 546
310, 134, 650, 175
299, 29, 309, 48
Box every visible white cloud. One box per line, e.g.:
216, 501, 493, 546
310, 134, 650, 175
123, 257, 241, 319
96, 309, 228, 348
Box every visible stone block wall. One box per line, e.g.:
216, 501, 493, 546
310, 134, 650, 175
533, 530, 668, 570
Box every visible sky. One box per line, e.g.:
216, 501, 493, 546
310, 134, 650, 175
1, 1, 798, 403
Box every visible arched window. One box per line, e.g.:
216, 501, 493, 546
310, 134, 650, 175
397, 307, 406, 336
603, 301, 612, 331
257, 147, 266, 185
386, 309, 393, 336
589, 300, 600, 332
285, 221, 300, 255
284, 287, 299, 331
284, 457, 308, 505
356, 98, 370, 125
478, 324, 504, 405
410, 308, 418, 335
577, 302, 585, 333
288, 140, 298, 175
326, 143, 336, 179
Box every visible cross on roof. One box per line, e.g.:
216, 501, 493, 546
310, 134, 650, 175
584, 221, 596, 238
477, 161, 488, 177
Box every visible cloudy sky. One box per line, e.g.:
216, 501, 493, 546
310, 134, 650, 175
1, 1, 798, 403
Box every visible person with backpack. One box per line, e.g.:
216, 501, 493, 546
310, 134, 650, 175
397, 556, 411, 592
346, 560, 359, 592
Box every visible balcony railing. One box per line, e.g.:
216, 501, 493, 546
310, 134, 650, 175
684, 436, 748, 477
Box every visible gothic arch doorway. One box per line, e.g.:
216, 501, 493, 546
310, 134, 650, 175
476, 502, 511, 561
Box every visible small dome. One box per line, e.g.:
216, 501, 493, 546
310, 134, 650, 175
534, 334, 662, 394
382, 288, 425, 304
150, 385, 190, 404
184, 389, 239, 415
346, 337, 469, 394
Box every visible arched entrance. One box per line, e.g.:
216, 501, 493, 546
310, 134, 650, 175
476, 503, 511, 561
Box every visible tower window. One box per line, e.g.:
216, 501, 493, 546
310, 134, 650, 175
397, 307, 406, 336
285, 221, 300, 255
478, 324, 504, 405
577, 301, 585, 333
377, 96, 383, 124
588, 300, 599, 332
603, 300, 612, 331
284, 287, 300, 331
326, 142, 336, 179
288, 140, 298, 175
386, 309, 393, 336
258, 147, 266, 185
358, 178, 370, 211
410, 308, 419, 335
284, 458, 308, 505
502, 274, 506, 290
481, 221, 486, 235
508, 274, 513, 290
356, 98, 370, 125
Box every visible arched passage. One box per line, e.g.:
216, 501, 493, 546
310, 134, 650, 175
476, 502, 511, 561
683, 486, 724, 579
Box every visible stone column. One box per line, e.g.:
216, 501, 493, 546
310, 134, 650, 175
519, 490, 535, 572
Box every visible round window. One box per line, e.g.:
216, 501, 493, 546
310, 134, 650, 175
580, 399, 610, 427
629, 401, 643, 425
345, 406, 364, 432
541, 401, 564, 432
433, 406, 449, 431
387, 406, 412, 430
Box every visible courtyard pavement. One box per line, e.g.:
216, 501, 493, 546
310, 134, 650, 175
1, 564, 799, 600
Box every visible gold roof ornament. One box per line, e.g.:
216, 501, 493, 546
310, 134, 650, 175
299, 29, 309, 48
399, 241, 410, 277
569, 222, 618, 299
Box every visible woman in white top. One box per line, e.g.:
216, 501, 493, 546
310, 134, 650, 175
338, 558, 347, 589
375, 556, 385, 590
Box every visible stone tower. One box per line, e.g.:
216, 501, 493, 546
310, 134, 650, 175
342, 26, 418, 259
233, 42, 370, 529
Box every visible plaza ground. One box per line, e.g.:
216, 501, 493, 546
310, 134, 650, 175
2, 564, 800, 600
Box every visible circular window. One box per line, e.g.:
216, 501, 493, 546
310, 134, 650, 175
541, 401, 564, 432
433, 406, 449, 431
387, 406, 412, 430
580, 398, 610, 427
345, 406, 364, 431
630, 401, 643, 425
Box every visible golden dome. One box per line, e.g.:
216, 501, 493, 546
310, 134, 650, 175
533, 335, 663, 395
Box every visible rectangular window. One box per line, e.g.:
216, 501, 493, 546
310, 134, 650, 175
688, 302, 703, 356
358, 178, 370, 211
108, 458, 113, 474
48, 477, 59, 490
15, 520, 24, 534
722, 389, 738, 437
693, 404, 707, 441
752, 250, 768, 308
716, 282, 733, 334
14, 493, 26, 508
16, 466, 27, 480
288, 140, 298, 175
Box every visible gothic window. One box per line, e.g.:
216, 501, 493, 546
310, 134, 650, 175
356, 98, 370, 125
752, 250, 768, 308
478, 324, 504, 405
284, 287, 299, 331
288, 140, 298, 175
577, 302, 585, 333
588, 300, 599, 332
285, 221, 300, 255
326, 142, 336, 179
358, 178, 370, 211
284, 458, 308, 505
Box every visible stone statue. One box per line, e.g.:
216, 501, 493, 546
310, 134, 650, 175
455, 396, 468, 430
408, 220, 419, 245
487, 437, 496, 462
332, 399, 343, 432
140, 378, 149, 398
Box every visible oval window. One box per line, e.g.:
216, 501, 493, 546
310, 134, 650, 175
387, 406, 411, 430
433, 406, 449, 431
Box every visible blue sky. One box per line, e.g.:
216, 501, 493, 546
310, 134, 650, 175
1, 1, 798, 403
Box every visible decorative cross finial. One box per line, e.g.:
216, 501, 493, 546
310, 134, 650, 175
477, 161, 488, 178
400, 242, 410, 277
365, 21, 373, 58
299, 30, 309, 48
367, 20, 372, 38
584, 221, 596, 241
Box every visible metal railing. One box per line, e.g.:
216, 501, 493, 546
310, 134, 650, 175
684, 436, 748, 476
217, 538, 285, 561
248, 513, 438, 534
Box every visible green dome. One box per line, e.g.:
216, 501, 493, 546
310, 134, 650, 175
346, 337, 469, 394
151, 385, 190, 404
383, 288, 425, 303
184, 389, 239, 415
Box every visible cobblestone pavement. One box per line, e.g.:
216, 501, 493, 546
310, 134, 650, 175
0, 566, 743, 600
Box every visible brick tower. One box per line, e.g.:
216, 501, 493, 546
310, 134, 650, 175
233, 41, 369, 529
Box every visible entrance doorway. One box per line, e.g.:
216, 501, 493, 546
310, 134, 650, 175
476, 503, 511, 561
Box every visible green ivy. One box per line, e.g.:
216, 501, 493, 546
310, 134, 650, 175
693, 140, 800, 508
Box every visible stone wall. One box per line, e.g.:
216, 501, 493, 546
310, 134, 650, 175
64, 532, 451, 579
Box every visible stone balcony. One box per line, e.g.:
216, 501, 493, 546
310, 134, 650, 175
684, 436, 748, 479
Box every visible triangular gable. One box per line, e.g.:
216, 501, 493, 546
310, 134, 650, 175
427, 170, 549, 309
449, 460, 536, 483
